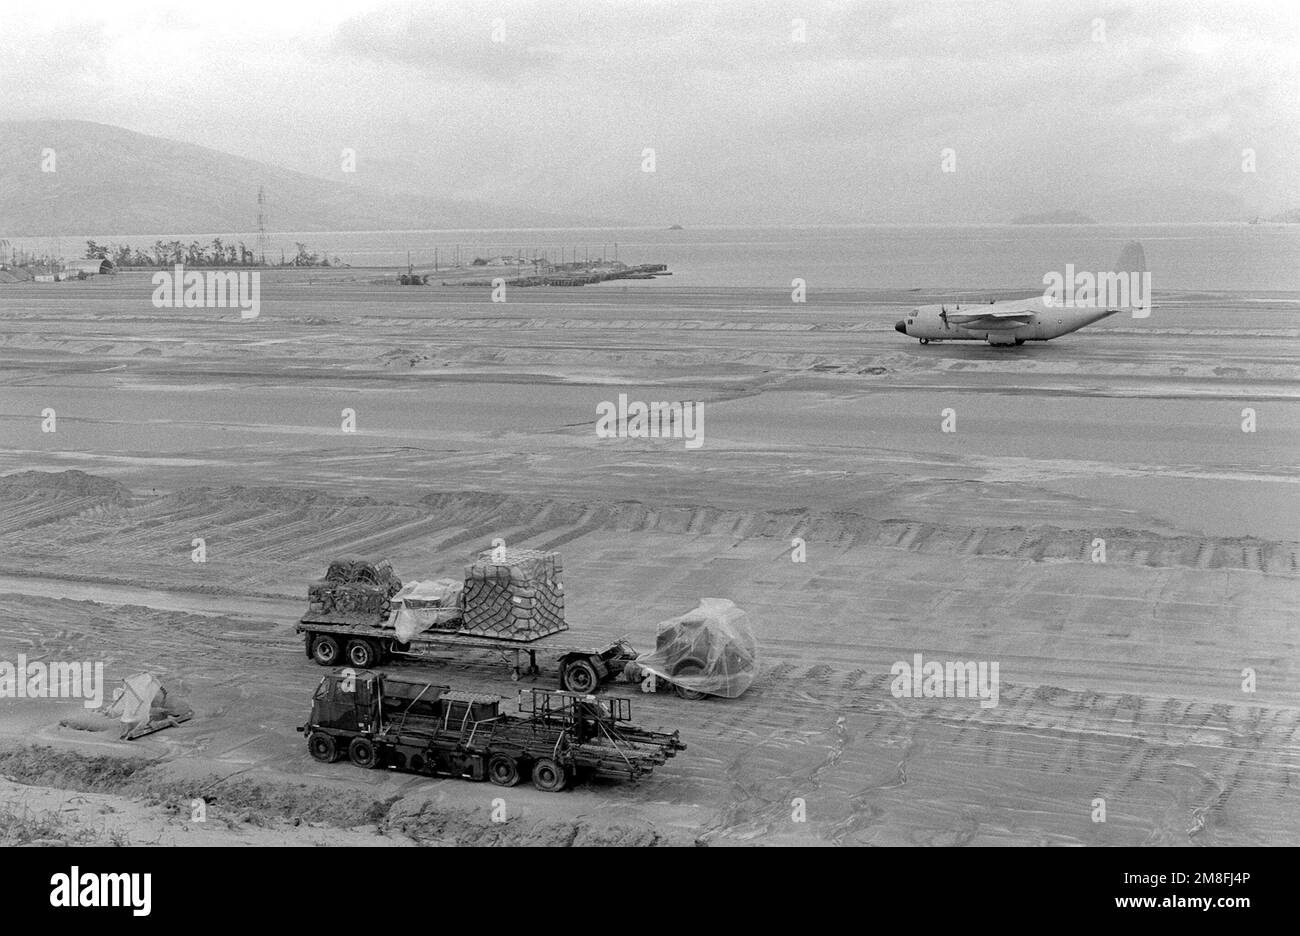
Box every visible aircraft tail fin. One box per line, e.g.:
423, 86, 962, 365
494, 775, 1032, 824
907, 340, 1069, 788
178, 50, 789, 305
1116, 240, 1146, 276
1114, 240, 1151, 318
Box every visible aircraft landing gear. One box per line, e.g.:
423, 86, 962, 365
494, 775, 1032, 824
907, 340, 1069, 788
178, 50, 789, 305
919, 338, 930, 345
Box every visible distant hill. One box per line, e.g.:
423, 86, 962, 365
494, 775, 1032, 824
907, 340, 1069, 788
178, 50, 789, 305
0, 120, 606, 236
1010, 209, 1097, 224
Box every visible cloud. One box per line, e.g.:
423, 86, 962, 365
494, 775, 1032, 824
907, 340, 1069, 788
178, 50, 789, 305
331, 1, 561, 80
0, 18, 111, 100
0, 0, 1295, 223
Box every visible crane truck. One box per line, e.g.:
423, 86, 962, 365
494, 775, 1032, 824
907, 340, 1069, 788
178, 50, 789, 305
299, 669, 686, 791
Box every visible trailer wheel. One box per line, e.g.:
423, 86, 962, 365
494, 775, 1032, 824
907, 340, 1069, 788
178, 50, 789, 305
310, 635, 340, 666
532, 757, 568, 792
671, 660, 709, 701
307, 731, 340, 763
348, 737, 381, 769
346, 638, 377, 668
488, 753, 521, 787
561, 658, 599, 694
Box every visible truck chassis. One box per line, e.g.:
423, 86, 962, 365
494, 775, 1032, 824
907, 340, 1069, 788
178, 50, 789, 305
295, 619, 638, 694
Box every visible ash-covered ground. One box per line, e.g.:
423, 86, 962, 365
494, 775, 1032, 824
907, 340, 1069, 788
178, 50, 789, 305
0, 272, 1296, 845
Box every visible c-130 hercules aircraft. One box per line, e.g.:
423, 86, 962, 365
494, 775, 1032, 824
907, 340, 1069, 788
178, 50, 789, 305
895, 242, 1149, 346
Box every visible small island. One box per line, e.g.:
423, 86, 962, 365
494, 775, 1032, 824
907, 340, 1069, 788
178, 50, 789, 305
668, 224, 684, 230
1010, 210, 1097, 224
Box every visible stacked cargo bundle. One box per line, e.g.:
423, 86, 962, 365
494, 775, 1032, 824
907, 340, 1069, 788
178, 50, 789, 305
460, 548, 566, 641
306, 557, 402, 623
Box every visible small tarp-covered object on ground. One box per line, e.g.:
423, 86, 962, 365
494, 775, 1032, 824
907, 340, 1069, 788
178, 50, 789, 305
460, 548, 566, 641
633, 598, 758, 698
387, 578, 464, 642
104, 673, 193, 740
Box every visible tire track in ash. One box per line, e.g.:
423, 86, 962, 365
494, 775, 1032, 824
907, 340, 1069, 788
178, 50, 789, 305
683, 651, 1299, 845
691, 660, 858, 843
4, 482, 1296, 598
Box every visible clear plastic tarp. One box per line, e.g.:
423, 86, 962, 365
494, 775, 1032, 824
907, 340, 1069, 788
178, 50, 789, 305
104, 673, 192, 738
633, 598, 758, 698
106, 673, 162, 727
387, 578, 464, 642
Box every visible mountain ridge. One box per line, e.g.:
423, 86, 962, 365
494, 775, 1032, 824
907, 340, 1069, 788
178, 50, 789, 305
0, 120, 609, 236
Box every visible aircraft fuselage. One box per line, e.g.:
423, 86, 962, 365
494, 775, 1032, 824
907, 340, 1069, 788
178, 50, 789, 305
894, 297, 1121, 346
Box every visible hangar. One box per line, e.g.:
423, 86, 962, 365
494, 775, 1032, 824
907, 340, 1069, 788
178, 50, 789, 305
65, 258, 116, 276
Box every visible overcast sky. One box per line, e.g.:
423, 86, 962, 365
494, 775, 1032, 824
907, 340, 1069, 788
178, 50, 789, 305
2, 0, 1296, 223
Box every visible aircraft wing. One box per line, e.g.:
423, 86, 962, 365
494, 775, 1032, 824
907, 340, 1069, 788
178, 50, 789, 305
945, 307, 1036, 329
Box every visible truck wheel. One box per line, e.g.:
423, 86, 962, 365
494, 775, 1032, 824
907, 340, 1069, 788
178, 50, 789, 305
346, 639, 377, 668
348, 737, 381, 769
488, 753, 521, 787
561, 658, 599, 694
532, 757, 568, 792
307, 731, 340, 763
671, 660, 709, 701
310, 635, 340, 666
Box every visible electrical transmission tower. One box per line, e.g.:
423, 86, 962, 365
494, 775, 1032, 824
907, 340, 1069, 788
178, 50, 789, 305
255, 186, 269, 265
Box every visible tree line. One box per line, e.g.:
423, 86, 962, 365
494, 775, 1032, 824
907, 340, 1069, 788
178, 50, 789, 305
85, 240, 342, 268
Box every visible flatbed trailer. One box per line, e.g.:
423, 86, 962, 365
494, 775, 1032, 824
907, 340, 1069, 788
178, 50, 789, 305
295, 618, 638, 694
298, 670, 685, 791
